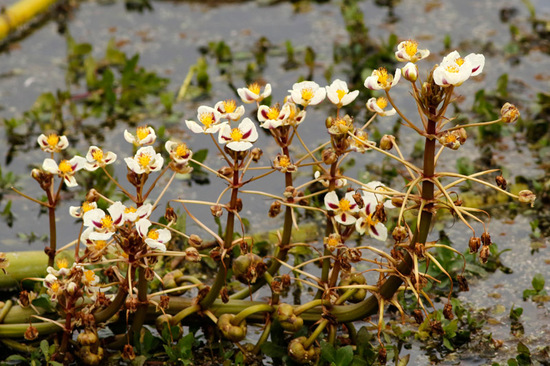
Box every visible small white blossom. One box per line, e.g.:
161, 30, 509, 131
125, 146, 164, 174
37, 133, 69, 153
433, 51, 485, 87
136, 219, 171, 252
237, 83, 271, 104
42, 156, 86, 188
124, 126, 156, 146
84, 146, 117, 171
185, 106, 224, 134
366, 97, 396, 117
214, 100, 245, 121
218, 118, 258, 151
364, 67, 401, 91
395, 40, 430, 63
326, 79, 359, 107
355, 192, 388, 241
289, 81, 326, 107
324, 191, 359, 225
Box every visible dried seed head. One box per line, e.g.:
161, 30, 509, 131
85, 188, 100, 203
268, 201, 282, 218
271, 279, 283, 294
284, 186, 297, 200
217, 166, 233, 179
210, 204, 223, 218
24, 324, 39, 341
164, 206, 177, 222
500, 102, 520, 124
518, 190, 536, 207
378, 346, 387, 365
374, 202, 387, 223
235, 198, 243, 213
351, 192, 364, 209
468, 236, 481, 254
221, 287, 229, 303
481, 232, 491, 246
251, 147, 263, 162
413, 309, 424, 324
443, 303, 454, 320
380, 135, 393, 150
184, 247, 200, 262
18, 291, 30, 308
430, 320, 444, 335
457, 275, 469, 292
322, 148, 338, 165
281, 274, 291, 288
479, 244, 491, 264
457, 128, 468, 144
495, 175, 507, 190
188, 234, 203, 248
159, 295, 170, 311
125, 297, 139, 313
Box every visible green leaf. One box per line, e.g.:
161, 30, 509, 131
260, 342, 287, 359
335, 345, 354, 366
6, 354, 28, 362
32, 294, 55, 312
532, 273, 545, 292
509, 305, 523, 321
442, 337, 454, 350
517, 341, 530, 356
320, 341, 336, 363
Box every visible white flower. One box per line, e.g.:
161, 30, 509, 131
324, 191, 359, 225
363, 181, 395, 209
42, 156, 87, 187
124, 126, 156, 146
136, 218, 171, 252
237, 83, 272, 104
83, 203, 125, 240
46, 257, 71, 277
289, 81, 326, 107
37, 133, 69, 153
257, 104, 287, 129
122, 203, 153, 223
165, 141, 193, 165
349, 130, 373, 153
433, 51, 485, 87
395, 40, 430, 63
326, 79, 359, 107
82, 269, 100, 287
214, 100, 245, 121
124, 146, 164, 174
84, 146, 117, 171
355, 192, 387, 241
364, 67, 401, 91
185, 106, 224, 134
69, 201, 97, 218
366, 97, 396, 117
218, 118, 258, 151
314, 171, 347, 189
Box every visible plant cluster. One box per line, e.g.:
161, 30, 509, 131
0, 39, 534, 365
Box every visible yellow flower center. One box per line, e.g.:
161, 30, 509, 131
136, 126, 150, 141
101, 215, 114, 230
47, 134, 59, 147
50, 281, 60, 292
339, 198, 351, 211
365, 213, 378, 228
82, 202, 95, 213
56, 258, 68, 270
147, 230, 159, 240
138, 153, 152, 168
278, 155, 290, 168
301, 88, 314, 102
248, 83, 261, 95
223, 100, 237, 113
455, 58, 465, 66
445, 65, 460, 73
92, 149, 104, 162
376, 68, 389, 85
267, 106, 280, 120
327, 237, 339, 249
175, 143, 189, 158
58, 160, 73, 174
125, 207, 137, 214
336, 89, 347, 101
84, 270, 96, 284
94, 240, 107, 250
445, 134, 457, 143
199, 113, 215, 128
376, 97, 388, 109
230, 128, 243, 142
404, 40, 418, 57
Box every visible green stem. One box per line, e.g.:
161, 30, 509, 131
171, 304, 201, 324
232, 304, 273, 325
0, 301, 13, 323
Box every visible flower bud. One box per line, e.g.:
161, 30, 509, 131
457, 128, 467, 144
501, 102, 520, 123
380, 135, 393, 150
210, 204, 223, 218
322, 148, 338, 165
218, 314, 247, 342
518, 190, 536, 207
392, 225, 408, 242
402, 62, 418, 82
251, 147, 263, 162
325, 116, 334, 129
235, 198, 243, 213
